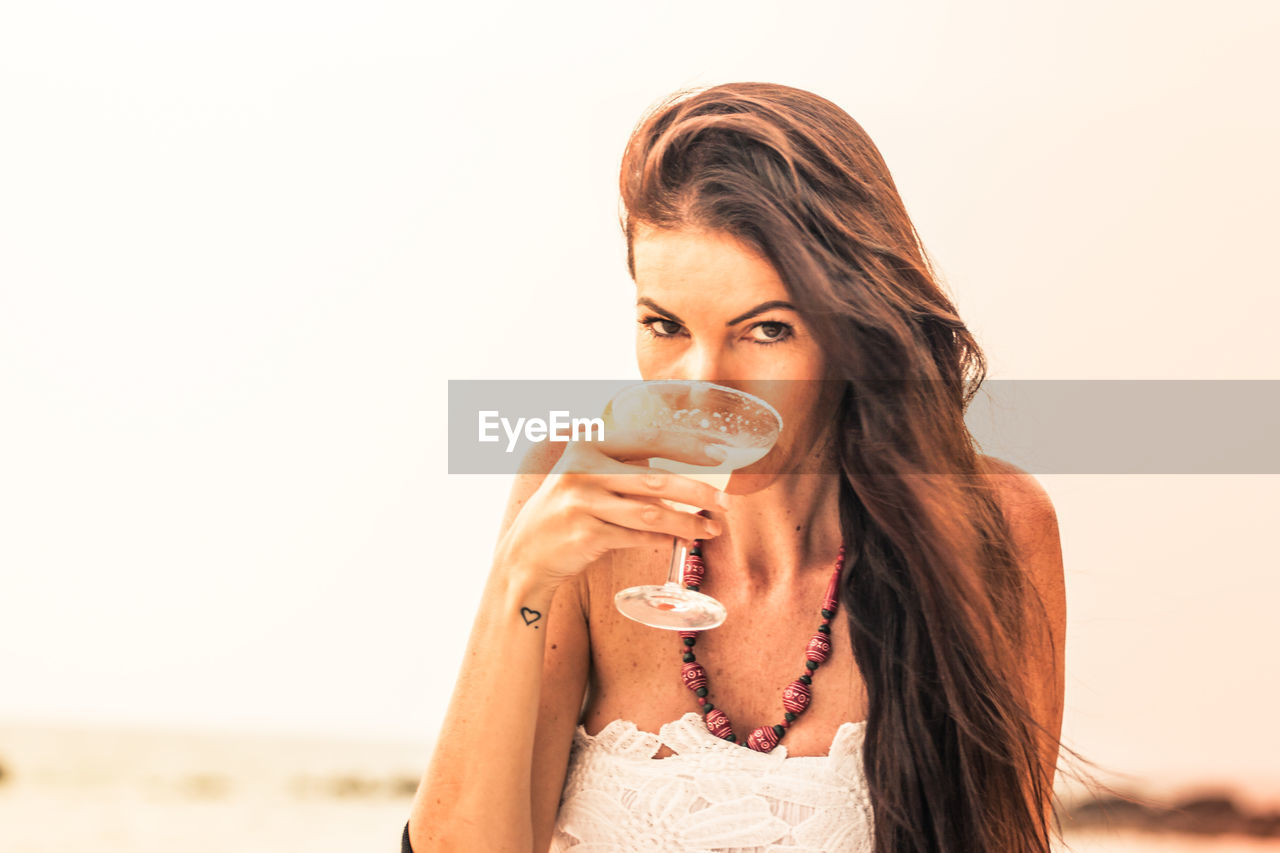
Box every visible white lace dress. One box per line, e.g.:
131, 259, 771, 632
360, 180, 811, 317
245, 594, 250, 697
549, 712, 875, 853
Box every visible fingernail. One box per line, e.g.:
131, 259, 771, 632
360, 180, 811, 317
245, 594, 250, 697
716, 491, 732, 509
704, 518, 723, 537
704, 444, 728, 462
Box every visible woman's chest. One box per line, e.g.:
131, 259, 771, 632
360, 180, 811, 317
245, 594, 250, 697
580, 548, 869, 757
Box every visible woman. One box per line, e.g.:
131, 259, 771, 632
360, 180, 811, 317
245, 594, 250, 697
404, 81, 1068, 852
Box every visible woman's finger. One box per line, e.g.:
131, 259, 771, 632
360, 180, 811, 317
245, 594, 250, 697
587, 491, 722, 542
594, 466, 730, 514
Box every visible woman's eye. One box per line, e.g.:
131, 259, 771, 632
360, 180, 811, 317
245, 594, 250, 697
639, 316, 792, 344
640, 316, 683, 338
750, 321, 793, 344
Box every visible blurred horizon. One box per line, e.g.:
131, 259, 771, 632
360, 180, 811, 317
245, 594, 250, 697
2, 714, 1279, 852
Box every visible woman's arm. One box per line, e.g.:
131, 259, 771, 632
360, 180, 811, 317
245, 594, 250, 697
1016, 479, 1066, 828
530, 561, 592, 851
406, 434, 727, 852
407, 441, 590, 852
980, 455, 1067, 827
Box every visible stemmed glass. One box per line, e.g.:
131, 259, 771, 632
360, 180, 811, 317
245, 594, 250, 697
602, 380, 783, 630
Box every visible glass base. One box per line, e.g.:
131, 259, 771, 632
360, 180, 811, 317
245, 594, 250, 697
614, 583, 727, 630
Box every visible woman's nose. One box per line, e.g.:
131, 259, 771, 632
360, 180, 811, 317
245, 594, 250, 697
677, 344, 728, 385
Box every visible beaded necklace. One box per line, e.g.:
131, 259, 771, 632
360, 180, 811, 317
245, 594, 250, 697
678, 537, 846, 752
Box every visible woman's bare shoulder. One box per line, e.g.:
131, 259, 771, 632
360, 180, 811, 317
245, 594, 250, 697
975, 454, 1057, 521
974, 454, 1063, 608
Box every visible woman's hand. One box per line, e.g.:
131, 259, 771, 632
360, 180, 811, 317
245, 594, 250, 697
492, 428, 731, 591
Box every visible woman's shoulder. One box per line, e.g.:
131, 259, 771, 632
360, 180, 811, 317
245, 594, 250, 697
975, 461, 1066, 778
974, 454, 1063, 619
975, 454, 1058, 524
974, 455, 1061, 578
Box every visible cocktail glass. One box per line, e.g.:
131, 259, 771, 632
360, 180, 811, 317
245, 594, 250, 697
602, 380, 783, 630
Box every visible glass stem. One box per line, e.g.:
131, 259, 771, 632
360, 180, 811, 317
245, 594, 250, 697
665, 536, 690, 587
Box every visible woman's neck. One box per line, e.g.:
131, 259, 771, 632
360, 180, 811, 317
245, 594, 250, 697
703, 468, 844, 592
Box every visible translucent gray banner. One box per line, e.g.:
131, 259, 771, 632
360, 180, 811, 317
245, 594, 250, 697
447, 380, 1280, 475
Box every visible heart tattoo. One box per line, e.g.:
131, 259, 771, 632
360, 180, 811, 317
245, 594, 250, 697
520, 607, 542, 626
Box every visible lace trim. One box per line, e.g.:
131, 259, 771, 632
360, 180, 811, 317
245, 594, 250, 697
577, 712, 867, 762
551, 712, 875, 852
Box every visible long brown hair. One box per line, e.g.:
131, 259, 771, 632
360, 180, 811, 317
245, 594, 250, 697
618, 81, 1079, 852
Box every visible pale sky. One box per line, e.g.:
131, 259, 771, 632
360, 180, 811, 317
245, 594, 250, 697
1, 0, 1277, 798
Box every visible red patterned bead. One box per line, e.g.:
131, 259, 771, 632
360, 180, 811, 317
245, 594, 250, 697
705, 709, 733, 740
681, 662, 707, 692
679, 630, 699, 641
806, 633, 831, 663
746, 725, 780, 752
682, 554, 705, 587
824, 553, 843, 612
782, 679, 812, 713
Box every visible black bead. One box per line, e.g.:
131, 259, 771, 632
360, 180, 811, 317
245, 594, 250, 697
683, 652, 695, 663
683, 637, 695, 646
821, 608, 835, 619
695, 687, 707, 697
690, 545, 702, 557
773, 724, 786, 738
805, 660, 818, 671
799, 674, 812, 685
726, 734, 737, 743
686, 585, 700, 592
784, 711, 797, 722
818, 623, 831, 634
702, 702, 714, 712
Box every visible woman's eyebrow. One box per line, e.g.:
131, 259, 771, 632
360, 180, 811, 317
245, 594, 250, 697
635, 297, 796, 327
725, 300, 796, 326
636, 297, 684, 324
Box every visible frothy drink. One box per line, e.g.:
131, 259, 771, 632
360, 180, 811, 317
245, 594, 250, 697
650, 443, 771, 512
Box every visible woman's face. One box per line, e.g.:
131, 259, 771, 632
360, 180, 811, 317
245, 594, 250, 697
631, 223, 841, 481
